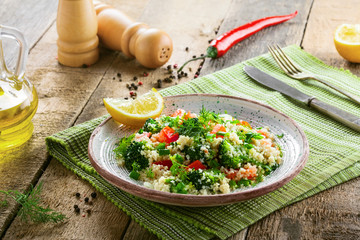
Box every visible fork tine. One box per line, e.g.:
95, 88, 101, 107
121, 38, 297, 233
271, 45, 298, 74
267, 45, 292, 74
275, 44, 301, 73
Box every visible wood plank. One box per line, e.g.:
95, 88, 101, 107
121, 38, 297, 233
0, 0, 147, 238
2, 0, 233, 239
245, 0, 360, 239
0, 0, 58, 66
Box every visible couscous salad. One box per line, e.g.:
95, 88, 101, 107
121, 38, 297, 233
114, 108, 283, 195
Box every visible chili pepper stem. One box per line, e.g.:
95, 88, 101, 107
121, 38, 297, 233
177, 55, 208, 73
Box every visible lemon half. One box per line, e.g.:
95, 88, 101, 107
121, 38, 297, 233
334, 24, 360, 63
103, 88, 164, 127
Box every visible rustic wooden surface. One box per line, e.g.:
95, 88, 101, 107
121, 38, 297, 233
1, 0, 360, 239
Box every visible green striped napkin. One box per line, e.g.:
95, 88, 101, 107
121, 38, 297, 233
46, 45, 360, 240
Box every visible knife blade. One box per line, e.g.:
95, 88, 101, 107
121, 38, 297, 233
244, 65, 360, 132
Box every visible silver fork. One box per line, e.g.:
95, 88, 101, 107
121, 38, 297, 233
268, 44, 360, 105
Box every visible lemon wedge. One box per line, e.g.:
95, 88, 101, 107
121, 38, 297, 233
103, 88, 164, 127
334, 24, 360, 63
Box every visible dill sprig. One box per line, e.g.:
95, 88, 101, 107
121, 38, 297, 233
0, 182, 66, 223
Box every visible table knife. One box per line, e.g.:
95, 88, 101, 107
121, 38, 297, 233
243, 65, 360, 132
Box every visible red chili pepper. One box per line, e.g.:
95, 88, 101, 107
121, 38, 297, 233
178, 11, 297, 72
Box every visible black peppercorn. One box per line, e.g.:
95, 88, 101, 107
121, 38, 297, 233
75, 207, 80, 213
117, 73, 121, 77
84, 197, 89, 203
112, 77, 115, 80
75, 192, 80, 198
192, 55, 196, 59
124, 97, 128, 100
184, 73, 188, 77
74, 204, 78, 209
157, 79, 162, 88
185, 47, 189, 51
91, 192, 97, 198
167, 65, 172, 70
133, 76, 138, 81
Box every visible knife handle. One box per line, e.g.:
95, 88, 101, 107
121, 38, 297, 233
309, 98, 360, 132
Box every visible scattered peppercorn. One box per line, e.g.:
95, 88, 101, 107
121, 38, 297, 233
143, 72, 149, 77
117, 73, 121, 77
75, 208, 80, 213
184, 73, 188, 77
167, 65, 172, 70
126, 83, 131, 89
185, 47, 189, 51
173, 64, 178, 69
119, 79, 122, 82
157, 79, 162, 88
177, 74, 181, 79
133, 76, 138, 81
133, 85, 138, 90
138, 81, 143, 86
130, 91, 134, 96
91, 192, 97, 198
124, 97, 128, 100
164, 77, 172, 83
131, 83, 136, 87
82, 214, 86, 217
86, 209, 92, 214
76, 192, 80, 198
208, 39, 213, 43
113, 77, 115, 80
74, 204, 79, 209
194, 75, 198, 78
192, 55, 196, 59
84, 197, 89, 203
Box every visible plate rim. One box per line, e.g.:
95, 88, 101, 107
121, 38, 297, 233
88, 93, 309, 207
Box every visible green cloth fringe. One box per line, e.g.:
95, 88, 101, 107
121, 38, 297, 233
46, 45, 360, 240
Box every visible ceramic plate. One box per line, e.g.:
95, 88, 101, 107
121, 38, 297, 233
88, 94, 309, 206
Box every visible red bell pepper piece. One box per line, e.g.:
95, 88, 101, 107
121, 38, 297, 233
171, 109, 186, 117
186, 160, 207, 170
237, 120, 252, 129
210, 124, 227, 138
153, 160, 173, 169
158, 126, 179, 143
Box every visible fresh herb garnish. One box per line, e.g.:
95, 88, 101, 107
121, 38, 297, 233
0, 182, 66, 223
276, 133, 284, 138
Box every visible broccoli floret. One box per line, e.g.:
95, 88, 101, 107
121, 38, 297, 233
143, 118, 162, 133
186, 170, 212, 190
218, 139, 243, 169
182, 143, 214, 163
123, 141, 149, 171
114, 134, 135, 158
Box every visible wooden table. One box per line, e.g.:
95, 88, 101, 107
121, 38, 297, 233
1, 0, 359, 239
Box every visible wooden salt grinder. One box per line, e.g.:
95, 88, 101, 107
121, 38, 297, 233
57, 0, 99, 67
94, 1, 173, 68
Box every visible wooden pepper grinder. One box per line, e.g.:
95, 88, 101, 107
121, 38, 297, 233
93, 1, 173, 68
57, 0, 99, 67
